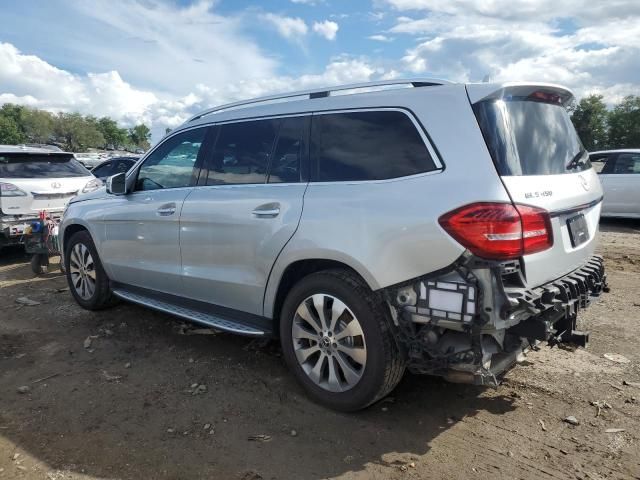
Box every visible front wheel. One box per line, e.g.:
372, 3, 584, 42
65, 230, 117, 310
280, 269, 405, 411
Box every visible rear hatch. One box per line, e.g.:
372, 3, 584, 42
0, 152, 94, 216
468, 83, 603, 288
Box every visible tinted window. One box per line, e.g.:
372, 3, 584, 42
0, 154, 90, 178
474, 99, 590, 176
91, 161, 113, 178
612, 153, 640, 174
313, 111, 436, 182
268, 117, 305, 183
206, 119, 280, 185
136, 127, 206, 191
113, 159, 135, 174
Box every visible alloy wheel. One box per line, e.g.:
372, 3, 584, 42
291, 293, 367, 392
69, 243, 96, 300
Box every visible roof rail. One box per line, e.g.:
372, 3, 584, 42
187, 77, 452, 123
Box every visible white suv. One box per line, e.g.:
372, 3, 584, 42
60, 79, 608, 411
0, 145, 101, 248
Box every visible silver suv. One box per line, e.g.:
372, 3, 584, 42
60, 79, 608, 411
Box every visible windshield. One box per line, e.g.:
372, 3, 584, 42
0, 154, 91, 178
473, 99, 590, 176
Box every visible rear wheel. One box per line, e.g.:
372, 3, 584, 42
65, 230, 117, 310
280, 269, 405, 411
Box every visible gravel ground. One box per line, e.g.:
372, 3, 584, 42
0, 218, 639, 480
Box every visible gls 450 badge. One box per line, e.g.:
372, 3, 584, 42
524, 190, 553, 199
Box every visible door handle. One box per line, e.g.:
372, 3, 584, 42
157, 203, 177, 216
252, 203, 280, 218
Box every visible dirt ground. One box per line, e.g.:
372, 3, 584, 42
1, 219, 639, 480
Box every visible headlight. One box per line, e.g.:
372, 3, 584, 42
82, 178, 103, 193
0, 182, 27, 197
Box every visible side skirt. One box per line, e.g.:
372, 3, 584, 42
112, 283, 271, 337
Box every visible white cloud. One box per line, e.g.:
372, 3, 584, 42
0, 41, 380, 140
368, 34, 394, 42
48, 0, 277, 96
312, 20, 339, 40
262, 13, 309, 40
384, 0, 639, 105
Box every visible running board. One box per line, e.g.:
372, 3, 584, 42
112, 288, 266, 336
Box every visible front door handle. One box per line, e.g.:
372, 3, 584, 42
252, 203, 280, 218
157, 202, 177, 216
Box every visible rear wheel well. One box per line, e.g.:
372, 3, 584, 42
63, 224, 88, 252
271, 259, 368, 333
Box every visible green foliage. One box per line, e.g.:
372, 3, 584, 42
0, 103, 152, 152
54, 112, 105, 151
0, 115, 24, 144
22, 108, 55, 143
607, 96, 640, 149
570, 95, 608, 150
97, 117, 128, 149
129, 124, 151, 150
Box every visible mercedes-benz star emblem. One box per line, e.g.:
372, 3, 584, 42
51, 182, 62, 189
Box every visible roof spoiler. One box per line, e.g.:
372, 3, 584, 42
466, 82, 575, 106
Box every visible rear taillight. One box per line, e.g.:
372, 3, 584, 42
0, 182, 27, 197
438, 202, 553, 260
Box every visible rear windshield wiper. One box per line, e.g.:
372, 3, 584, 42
566, 148, 587, 170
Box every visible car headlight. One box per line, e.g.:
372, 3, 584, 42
82, 178, 103, 193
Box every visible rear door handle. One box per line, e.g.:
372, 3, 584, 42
157, 202, 177, 216
252, 203, 280, 218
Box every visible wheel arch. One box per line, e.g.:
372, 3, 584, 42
264, 253, 379, 334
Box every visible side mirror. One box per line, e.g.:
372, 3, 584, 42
106, 172, 127, 195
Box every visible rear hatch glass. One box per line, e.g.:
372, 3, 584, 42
473, 99, 590, 176
0, 153, 90, 178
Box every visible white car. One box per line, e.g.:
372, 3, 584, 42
590, 149, 640, 218
0, 145, 102, 248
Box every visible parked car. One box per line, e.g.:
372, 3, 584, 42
590, 149, 640, 218
91, 156, 138, 182
60, 79, 608, 411
0, 145, 101, 249
73, 152, 103, 169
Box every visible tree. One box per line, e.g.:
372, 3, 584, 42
0, 115, 24, 144
21, 108, 54, 143
607, 95, 640, 149
129, 124, 151, 150
53, 112, 105, 151
97, 117, 128, 149
570, 94, 608, 151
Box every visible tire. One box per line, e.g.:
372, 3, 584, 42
64, 230, 117, 310
30, 254, 48, 275
280, 269, 405, 411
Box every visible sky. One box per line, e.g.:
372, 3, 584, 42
0, 0, 638, 141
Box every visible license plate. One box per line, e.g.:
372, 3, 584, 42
567, 214, 589, 247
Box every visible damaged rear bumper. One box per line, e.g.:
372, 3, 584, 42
387, 254, 608, 386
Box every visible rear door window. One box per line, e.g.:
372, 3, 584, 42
206, 119, 280, 185
268, 116, 306, 184
312, 110, 437, 182
473, 99, 590, 176
0, 154, 90, 178
91, 161, 113, 178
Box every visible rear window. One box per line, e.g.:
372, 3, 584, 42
312, 110, 437, 182
0, 154, 90, 178
473, 100, 590, 176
